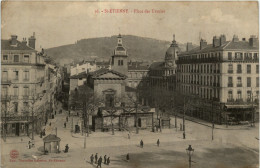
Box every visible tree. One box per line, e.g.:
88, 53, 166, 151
1, 95, 14, 142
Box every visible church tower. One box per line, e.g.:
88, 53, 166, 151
111, 34, 128, 75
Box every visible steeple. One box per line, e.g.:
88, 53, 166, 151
170, 34, 178, 47
117, 34, 122, 46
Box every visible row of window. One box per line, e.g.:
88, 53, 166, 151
2, 54, 30, 63
228, 90, 259, 101
2, 102, 29, 113
128, 72, 147, 78
179, 52, 222, 61
178, 64, 220, 74
179, 74, 220, 86
181, 85, 220, 100
228, 52, 258, 60
228, 64, 259, 74
2, 86, 30, 97
2, 70, 30, 81
227, 77, 259, 87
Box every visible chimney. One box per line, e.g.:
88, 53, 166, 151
200, 39, 207, 50
242, 38, 246, 41
186, 42, 192, 52
213, 36, 220, 47
22, 38, 27, 45
28, 32, 36, 49
232, 35, 239, 42
220, 34, 226, 46
249, 35, 259, 47
11, 35, 18, 46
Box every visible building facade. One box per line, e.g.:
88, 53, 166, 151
176, 35, 259, 124
1, 34, 46, 137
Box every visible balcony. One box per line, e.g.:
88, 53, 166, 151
11, 95, 19, 100
1, 80, 11, 85
228, 83, 233, 87
228, 70, 233, 74
227, 98, 235, 102
237, 84, 242, 87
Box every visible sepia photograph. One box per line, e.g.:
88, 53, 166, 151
1, 1, 259, 168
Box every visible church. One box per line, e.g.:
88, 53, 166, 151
85, 34, 155, 132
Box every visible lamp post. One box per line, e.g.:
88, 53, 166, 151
186, 145, 194, 168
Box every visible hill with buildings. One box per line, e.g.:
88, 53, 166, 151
45, 35, 197, 65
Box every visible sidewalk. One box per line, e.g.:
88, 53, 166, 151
170, 114, 259, 130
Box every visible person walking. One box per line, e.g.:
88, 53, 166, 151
183, 132, 186, 139
90, 154, 94, 164
104, 155, 107, 164
66, 116, 68, 122
64, 144, 69, 153
157, 139, 160, 147
64, 122, 66, 128
28, 141, 31, 149
97, 156, 102, 168
107, 157, 110, 165
95, 153, 98, 164
140, 140, 144, 148
126, 153, 130, 161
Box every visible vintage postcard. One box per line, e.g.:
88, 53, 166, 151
1, 1, 259, 168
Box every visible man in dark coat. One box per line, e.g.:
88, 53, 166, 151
64, 122, 66, 128
126, 153, 129, 161
64, 144, 69, 153
183, 132, 186, 139
90, 154, 94, 164
107, 157, 110, 165
157, 139, 160, 147
140, 140, 143, 148
97, 156, 102, 168
95, 153, 98, 164
104, 155, 107, 164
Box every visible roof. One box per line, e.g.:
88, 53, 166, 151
125, 86, 136, 92
149, 62, 164, 70
128, 62, 150, 70
1, 39, 35, 51
90, 68, 127, 79
96, 61, 110, 66
179, 40, 258, 56
70, 71, 87, 79
43, 134, 61, 142
116, 46, 126, 51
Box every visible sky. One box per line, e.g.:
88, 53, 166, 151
1, 1, 259, 50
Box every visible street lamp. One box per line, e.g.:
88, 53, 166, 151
186, 145, 194, 168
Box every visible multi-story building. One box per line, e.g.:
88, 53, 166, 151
176, 35, 259, 124
1, 34, 47, 137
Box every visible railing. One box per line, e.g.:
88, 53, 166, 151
228, 70, 233, 74
237, 84, 242, 87
227, 98, 234, 102
1, 80, 11, 85
228, 83, 233, 87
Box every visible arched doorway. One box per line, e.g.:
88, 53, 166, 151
138, 118, 142, 127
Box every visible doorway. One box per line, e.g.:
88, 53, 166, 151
138, 118, 142, 127
15, 123, 20, 136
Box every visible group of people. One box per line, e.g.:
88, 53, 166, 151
27, 141, 35, 149
90, 153, 110, 167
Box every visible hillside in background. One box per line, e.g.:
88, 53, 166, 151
45, 35, 197, 65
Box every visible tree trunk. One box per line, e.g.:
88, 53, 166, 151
87, 114, 89, 137
135, 104, 139, 134
111, 121, 114, 135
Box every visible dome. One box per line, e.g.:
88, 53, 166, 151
165, 34, 178, 61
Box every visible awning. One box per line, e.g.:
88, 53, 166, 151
225, 104, 257, 109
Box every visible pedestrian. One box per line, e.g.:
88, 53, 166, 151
64, 144, 69, 153
126, 153, 129, 161
90, 154, 94, 164
97, 156, 102, 168
95, 153, 98, 164
180, 123, 182, 131
157, 139, 160, 147
28, 141, 31, 149
104, 155, 107, 164
107, 157, 110, 165
128, 131, 130, 139
140, 140, 143, 148
66, 116, 68, 122
43, 129, 46, 136
183, 132, 186, 139
49, 122, 51, 126
55, 111, 56, 115
64, 122, 66, 128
